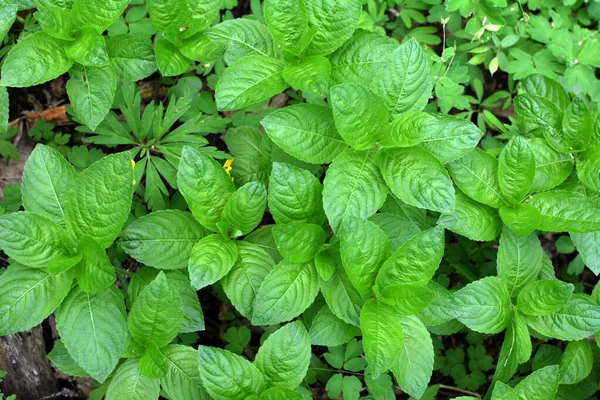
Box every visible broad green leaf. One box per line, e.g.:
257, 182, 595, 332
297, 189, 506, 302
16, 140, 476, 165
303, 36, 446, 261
488, 315, 520, 394
188, 234, 238, 289
139, 341, 168, 379
438, 192, 502, 241
67, 64, 116, 130
315, 248, 336, 281
222, 242, 276, 319
340, 217, 392, 297
161, 345, 209, 400
197, 346, 266, 400
0, 86, 7, 133
498, 136, 535, 204
47, 253, 82, 275
378, 146, 454, 212
282, 56, 331, 95
391, 315, 434, 399
447, 148, 505, 208
499, 203, 541, 238
259, 388, 303, 400
559, 340, 593, 385
55, 286, 127, 383
454, 276, 512, 334
272, 223, 326, 263
252, 260, 319, 326
576, 140, 600, 192
128, 272, 183, 348
70, 0, 128, 33
1, 31, 72, 87
383, 111, 437, 148
264, 0, 309, 55
206, 19, 281, 64
571, 232, 600, 275
309, 305, 360, 346
35, 6, 73, 40
417, 281, 457, 326
529, 190, 600, 233
221, 181, 267, 236
255, 321, 311, 388
47, 340, 89, 377
146, 0, 186, 36
268, 162, 325, 225
75, 236, 115, 293
420, 115, 483, 164
304, 0, 361, 56
329, 30, 397, 87
0, 264, 73, 335
371, 38, 432, 118
514, 94, 562, 135
513, 365, 559, 400
517, 280, 574, 316
529, 138, 573, 193
360, 299, 404, 378
372, 195, 428, 250
376, 226, 444, 289
177, 146, 236, 231
0, 211, 71, 268
513, 311, 532, 364
323, 149, 387, 232
119, 210, 207, 269
65, 29, 108, 66
155, 38, 190, 77
179, 31, 225, 62
106, 34, 157, 81
562, 98, 592, 151
261, 104, 347, 164
216, 55, 287, 111
321, 262, 363, 327
490, 382, 518, 400
520, 74, 569, 110
523, 294, 600, 340
64, 151, 133, 248
330, 83, 388, 150
0, 5, 16, 42
105, 357, 160, 400
379, 284, 434, 315
21, 144, 76, 224
497, 227, 544, 296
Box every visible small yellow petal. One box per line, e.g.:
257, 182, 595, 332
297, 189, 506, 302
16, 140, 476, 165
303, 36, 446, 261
131, 159, 136, 169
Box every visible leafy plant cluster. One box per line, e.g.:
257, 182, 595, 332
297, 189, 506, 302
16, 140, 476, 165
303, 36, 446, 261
1, 0, 600, 400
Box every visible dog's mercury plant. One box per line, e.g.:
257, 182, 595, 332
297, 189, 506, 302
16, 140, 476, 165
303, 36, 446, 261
1, 0, 600, 399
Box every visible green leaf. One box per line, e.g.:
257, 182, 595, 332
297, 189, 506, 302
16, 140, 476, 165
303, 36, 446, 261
21, 144, 76, 224
0, 211, 71, 268
438, 191, 502, 241
155, 38, 190, 77
323, 149, 387, 232
576, 140, 600, 192
67, 64, 116, 130
177, 146, 236, 231
221, 181, 267, 236
447, 148, 505, 208
75, 236, 115, 293
498, 136, 535, 204
371, 38, 432, 118
106, 34, 157, 81
259, 388, 303, 400
417, 281, 457, 326
360, 299, 404, 378
340, 217, 392, 297
529, 190, 600, 233
222, 242, 276, 319
497, 227, 544, 296
252, 260, 319, 326
309, 305, 360, 346
197, 346, 266, 400
529, 138, 573, 193
391, 315, 434, 399
321, 262, 364, 327
330, 84, 388, 150
47, 340, 89, 377
128, 272, 183, 348
255, 321, 311, 388
105, 357, 160, 400
119, 210, 207, 269
382, 111, 436, 148
64, 151, 133, 248
513, 311, 532, 364
264, 0, 309, 55
0, 5, 16, 42
571, 232, 600, 275
420, 115, 483, 164
55, 286, 127, 383
378, 146, 454, 212
0, 264, 73, 335
216, 55, 287, 111
559, 340, 593, 385
562, 98, 592, 151
513, 365, 559, 400
376, 225, 445, 288
268, 162, 325, 225
161, 345, 209, 400
379, 284, 434, 315
499, 203, 541, 238
517, 280, 574, 316
140, 341, 168, 379
35, 6, 73, 40
1, 31, 72, 87
304, 0, 361, 56
272, 223, 326, 263
0, 86, 7, 133
70, 0, 128, 33
282, 56, 331, 95
329, 30, 397, 87
188, 234, 238, 289
454, 276, 512, 334
261, 104, 346, 164
520, 74, 569, 111
315, 248, 336, 281
65, 29, 108, 66
514, 94, 562, 136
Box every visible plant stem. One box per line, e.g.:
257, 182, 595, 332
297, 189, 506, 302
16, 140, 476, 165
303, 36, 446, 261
439, 384, 482, 398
